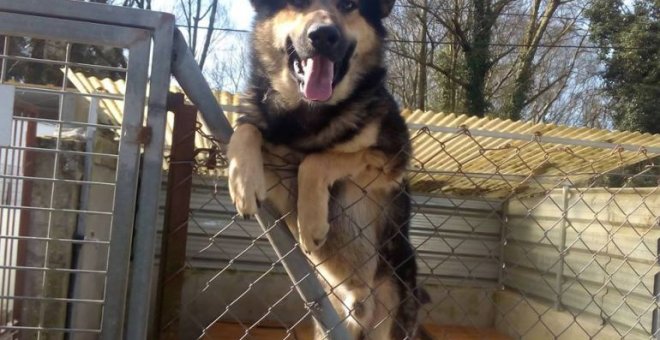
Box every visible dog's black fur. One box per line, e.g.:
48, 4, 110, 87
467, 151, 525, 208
227, 1, 427, 338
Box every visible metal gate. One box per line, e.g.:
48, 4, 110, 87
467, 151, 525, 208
0, 1, 345, 339
0, 1, 174, 339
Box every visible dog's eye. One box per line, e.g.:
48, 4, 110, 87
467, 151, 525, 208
289, 0, 308, 8
338, 0, 357, 12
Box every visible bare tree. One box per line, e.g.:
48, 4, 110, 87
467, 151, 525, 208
502, 0, 581, 120
121, 0, 151, 9
208, 34, 250, 93
399, 0, 515, 117
386, 0, 602, 126
176, 0, 230, 71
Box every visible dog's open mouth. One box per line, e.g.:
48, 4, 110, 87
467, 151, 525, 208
287, 39, 353, 102
295, 55, 334, 101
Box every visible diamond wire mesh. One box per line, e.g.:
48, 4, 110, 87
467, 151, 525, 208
169, 120, 660, 340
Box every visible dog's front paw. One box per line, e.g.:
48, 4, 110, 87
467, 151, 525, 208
227, 125, 266, 218
228, 155, 266, 217
296, 153, 332, 253
297, 211, 330, 254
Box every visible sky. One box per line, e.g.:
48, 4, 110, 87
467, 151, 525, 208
152, 0, 255, 90
152, 0, 255, 31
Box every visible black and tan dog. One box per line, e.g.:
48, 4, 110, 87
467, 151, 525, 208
227, 0, 427, 338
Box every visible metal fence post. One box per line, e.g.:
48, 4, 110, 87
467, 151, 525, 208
555, 184, 570, 310
153, 93, 197, 340
654, 238, 660, 339
125, 12, 175, 340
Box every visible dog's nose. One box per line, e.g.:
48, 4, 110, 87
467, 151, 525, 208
307, 24, 341, 54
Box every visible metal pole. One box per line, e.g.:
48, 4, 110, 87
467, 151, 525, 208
171, 28, 350, 340
555, 184, 569, 310
125, 13, 175, 340
153, 93, 197, 340
101, 36, 152, 340
170, 29, 233, 144
653, 272, 660, 339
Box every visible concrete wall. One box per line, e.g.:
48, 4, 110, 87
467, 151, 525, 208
19, 137, 84, 340
157, 179, 505, 337
157, 175, 659, 338
173, 270, 499, 339
502, 188, 660, 338
495, 290, 643, 339
16, 132, 117, 340
68, 133, 117, 340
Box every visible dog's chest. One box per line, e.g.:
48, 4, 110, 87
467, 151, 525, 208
329, 122, 379, 153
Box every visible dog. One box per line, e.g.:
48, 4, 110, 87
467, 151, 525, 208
227, 0, 428, 338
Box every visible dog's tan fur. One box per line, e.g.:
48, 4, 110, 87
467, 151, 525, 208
228, 0, 426, 338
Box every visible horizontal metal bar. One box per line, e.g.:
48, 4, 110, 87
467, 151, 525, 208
10, 83, 125, 100
0, 54, 127, 73
0, 0, 173, 31
0, 145, 118, 159
0, 174, 115, 187
0, 265, 106, 275
0, 295, 104, 304
13, 116, 121, 130
0, 12, 150, 48
0, 205, 113, 216
0, 235, 109, 245
408, 123, 660, 154
407, 169, 572, 185
0, 325, 100, 333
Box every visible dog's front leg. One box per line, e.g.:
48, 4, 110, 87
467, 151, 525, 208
227, 124, 267, 217
297, 150, 385, 253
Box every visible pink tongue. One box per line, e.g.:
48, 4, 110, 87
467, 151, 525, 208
302, 56, 334, 101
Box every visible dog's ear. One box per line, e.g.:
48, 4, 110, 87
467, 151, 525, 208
249, 0, 266, 8
379, 0, 395, 18
250, 0, 286, 14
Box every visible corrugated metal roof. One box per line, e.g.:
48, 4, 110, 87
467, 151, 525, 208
68, 72, 660, 197
404, 110, 660, 197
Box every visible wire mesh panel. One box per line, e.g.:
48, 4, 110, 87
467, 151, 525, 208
0, 3, 172, 338
159, 100, 660, 339
158, 121, 317, 340
0, 35, 126, 338
405, 121, 660, 340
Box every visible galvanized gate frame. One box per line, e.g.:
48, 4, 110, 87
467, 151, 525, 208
0, 1, 174, 339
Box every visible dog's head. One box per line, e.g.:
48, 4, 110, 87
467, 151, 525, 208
250, 0, 394, 106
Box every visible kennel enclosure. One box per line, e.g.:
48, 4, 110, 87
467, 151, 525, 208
0, 1, 658, 339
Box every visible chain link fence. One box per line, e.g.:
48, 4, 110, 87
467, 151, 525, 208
155, 102, 660, 339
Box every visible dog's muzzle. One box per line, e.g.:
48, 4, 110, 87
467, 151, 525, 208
289, 23, 351, 102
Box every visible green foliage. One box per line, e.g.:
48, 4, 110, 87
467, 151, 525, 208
433, 45, 467, 113
586, 0, 660, 134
